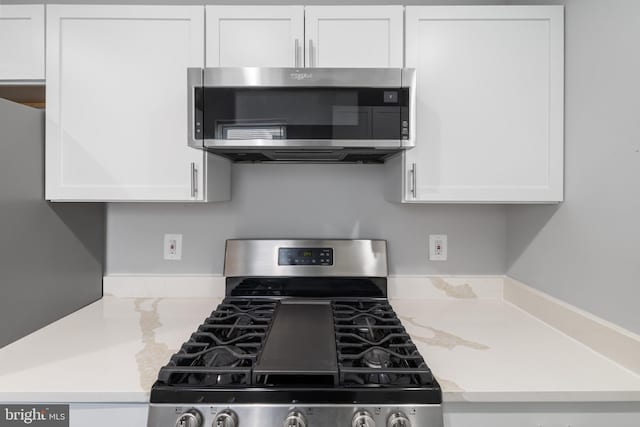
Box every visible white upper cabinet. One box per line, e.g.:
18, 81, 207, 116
205, 6, 402, 69
46, 5, 229, 202
304, 6, 404, 68
397, 6, 564, 203
0, 5, 44, 80
42, 5, 561, 203
206, 6, 304, 67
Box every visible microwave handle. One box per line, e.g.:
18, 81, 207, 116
294, 38, 300, 67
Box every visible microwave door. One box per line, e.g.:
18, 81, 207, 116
197, 87, 405, 147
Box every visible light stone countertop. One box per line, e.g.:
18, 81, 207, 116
1, 294, 639, 403
393, 298, 640, 402
0, 297, 221, 403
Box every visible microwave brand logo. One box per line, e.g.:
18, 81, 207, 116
289, 72, 313, 81
1, 406, 68, 426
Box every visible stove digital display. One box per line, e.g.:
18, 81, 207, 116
278, 247, 333, 266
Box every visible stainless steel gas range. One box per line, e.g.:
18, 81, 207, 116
147, 239, 442, 427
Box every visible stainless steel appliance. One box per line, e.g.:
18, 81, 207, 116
187, 68, 416, 162
147, 239, 442, 427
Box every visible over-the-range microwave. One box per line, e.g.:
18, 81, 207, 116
187, 67, 416, 163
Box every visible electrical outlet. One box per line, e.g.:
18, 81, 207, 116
429, 234, 447, 261
164, 234, 182, 260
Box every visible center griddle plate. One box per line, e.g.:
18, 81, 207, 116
253, 301, 338, 385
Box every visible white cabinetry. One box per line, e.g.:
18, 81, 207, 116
205, 6, 304, 67
304, 6, 403, 68
388, 6, 564, 203
46, 5, 229, 201
0, 5, 44, 80
205, 6, 402, 68
43, 5, 560, 203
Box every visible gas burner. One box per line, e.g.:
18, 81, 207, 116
333, 300, 436, 388
353, 315, 377, 338
209, 301, 275, 325
360, 348, 398, 385
189, 346, 246, 386
362, 347, 391, 369
220, 315, 254, 339
338, 331, 410, 347
156, 298, 275, 388
353, 315, 377, 327
233, 315, 252, 327
201, 346, 244, 368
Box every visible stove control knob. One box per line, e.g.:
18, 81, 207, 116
387, 412, 411, 427
352, 410, 375, 427
175, 409, 203, 427
213, 409, 238, 427
284, 410, 307, 427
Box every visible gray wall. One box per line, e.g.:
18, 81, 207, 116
0, 99, 105, 347
507, 0, 640, 334
107, 164, 506, 275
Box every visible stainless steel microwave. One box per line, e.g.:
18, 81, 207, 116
187, 67, 415, 163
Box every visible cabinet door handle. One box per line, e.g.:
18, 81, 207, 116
308, 39, 314, 67
410, 163, 417, 198
190, 162, 198, 198
294, 38, 300, 67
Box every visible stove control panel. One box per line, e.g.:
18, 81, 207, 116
151, 404, 441, 427
278, 247, 333, 266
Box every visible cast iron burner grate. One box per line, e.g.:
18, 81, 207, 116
333, 300, 435, 387
156, 298, 276, 387
155, 298, 435, 390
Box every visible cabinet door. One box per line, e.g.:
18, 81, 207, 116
206, 6, 304, 67
46, 5, 207, 201
305, 6, 403, 68
0, 5, 44, 80
404, 6, 564, 203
